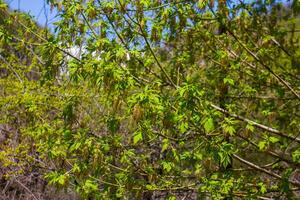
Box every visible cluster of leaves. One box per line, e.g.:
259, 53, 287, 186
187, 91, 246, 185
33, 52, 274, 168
1, 0, 300, 199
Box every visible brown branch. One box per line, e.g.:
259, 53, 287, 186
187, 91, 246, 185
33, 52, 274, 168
227, 30, 300, 101
208, 5, 300, 101
14, 178, 39, 200
80, 12, 98, 38
233, 154, 300, 187
211, 103, 300, 143
116, 0, 177, 88
237, 133, 300, 168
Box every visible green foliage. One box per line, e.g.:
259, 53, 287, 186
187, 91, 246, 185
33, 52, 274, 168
1, 0, 300, 199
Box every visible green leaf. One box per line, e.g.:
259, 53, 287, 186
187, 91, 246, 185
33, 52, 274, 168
258, 182, 267, 194
83, 180, 98, 193
204, 117, 214, 133
162, 161, 173, 172
198, 0, 208, 9
223, 77, 234, 86
161, 139, 169, 152
292, 148, 300, 163
133, 131, 143, 144
72, 163, 81, 173
246, 123, 254, 132
172, 148, 180, 162
167, 194, 176, 200
116, 187, 125, 198
179, 121, 188, 133
218, 151, 231, 168
224, 126, 236, 136
269, 136, 279, 143
146, 184, 155, 190
69, 142, 81, 152
57, 174, 67, 185
258, 141, 267, 151
116, 47, 126, 59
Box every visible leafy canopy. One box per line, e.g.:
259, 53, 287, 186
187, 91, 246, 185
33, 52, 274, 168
1, 0, 300, 199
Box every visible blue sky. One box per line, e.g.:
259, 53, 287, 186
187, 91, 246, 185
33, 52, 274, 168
4, 0, 289, 30
5, 0, 58, 29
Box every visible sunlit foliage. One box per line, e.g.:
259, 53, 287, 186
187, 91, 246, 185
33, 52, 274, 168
1, 0, 300, 199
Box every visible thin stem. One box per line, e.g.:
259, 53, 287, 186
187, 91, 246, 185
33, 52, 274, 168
233, 154, 300, 187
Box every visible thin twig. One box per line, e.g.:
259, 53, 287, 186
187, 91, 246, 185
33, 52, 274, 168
211, 103, 300, 143
233, 154, 300, 187
0, 55, 23, 83
14, 178, 39, 200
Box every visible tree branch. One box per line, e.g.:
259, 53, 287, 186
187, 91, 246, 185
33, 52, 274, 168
211, 103, 300, 143
233, 154, 300, 187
